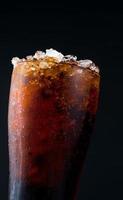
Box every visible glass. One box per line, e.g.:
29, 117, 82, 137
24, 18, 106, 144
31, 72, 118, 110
8, 55, 100, 200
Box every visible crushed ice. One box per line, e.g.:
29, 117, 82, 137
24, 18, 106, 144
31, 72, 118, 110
11, 48, 99, 73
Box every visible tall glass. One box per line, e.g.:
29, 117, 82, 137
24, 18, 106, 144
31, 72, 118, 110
8, 56, 100, 200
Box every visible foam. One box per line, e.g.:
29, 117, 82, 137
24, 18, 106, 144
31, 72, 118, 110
11, 48, 99, 73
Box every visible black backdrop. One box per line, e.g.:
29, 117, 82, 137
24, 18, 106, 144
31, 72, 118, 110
0, 2, 123, 200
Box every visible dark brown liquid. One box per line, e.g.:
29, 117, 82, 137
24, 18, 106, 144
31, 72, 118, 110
8, 59, 100, 200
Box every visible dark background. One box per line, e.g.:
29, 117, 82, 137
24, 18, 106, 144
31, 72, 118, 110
0, 1, 123, 200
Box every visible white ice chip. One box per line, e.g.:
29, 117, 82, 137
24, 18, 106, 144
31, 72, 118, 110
26, 55, 33, 60
34, 51, 45, 59
11, 57, 20, 67
63, 55, 77, 61
78, 60, 93, 68
78, 60, 99, 73
46, 48, 64, 62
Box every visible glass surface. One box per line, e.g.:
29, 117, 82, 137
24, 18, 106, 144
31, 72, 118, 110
8, 57, 100, 200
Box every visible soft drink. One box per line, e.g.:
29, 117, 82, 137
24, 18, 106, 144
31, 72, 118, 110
8, 49, 100, 200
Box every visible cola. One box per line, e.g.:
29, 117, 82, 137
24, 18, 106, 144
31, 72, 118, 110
8, 50, 100, 200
